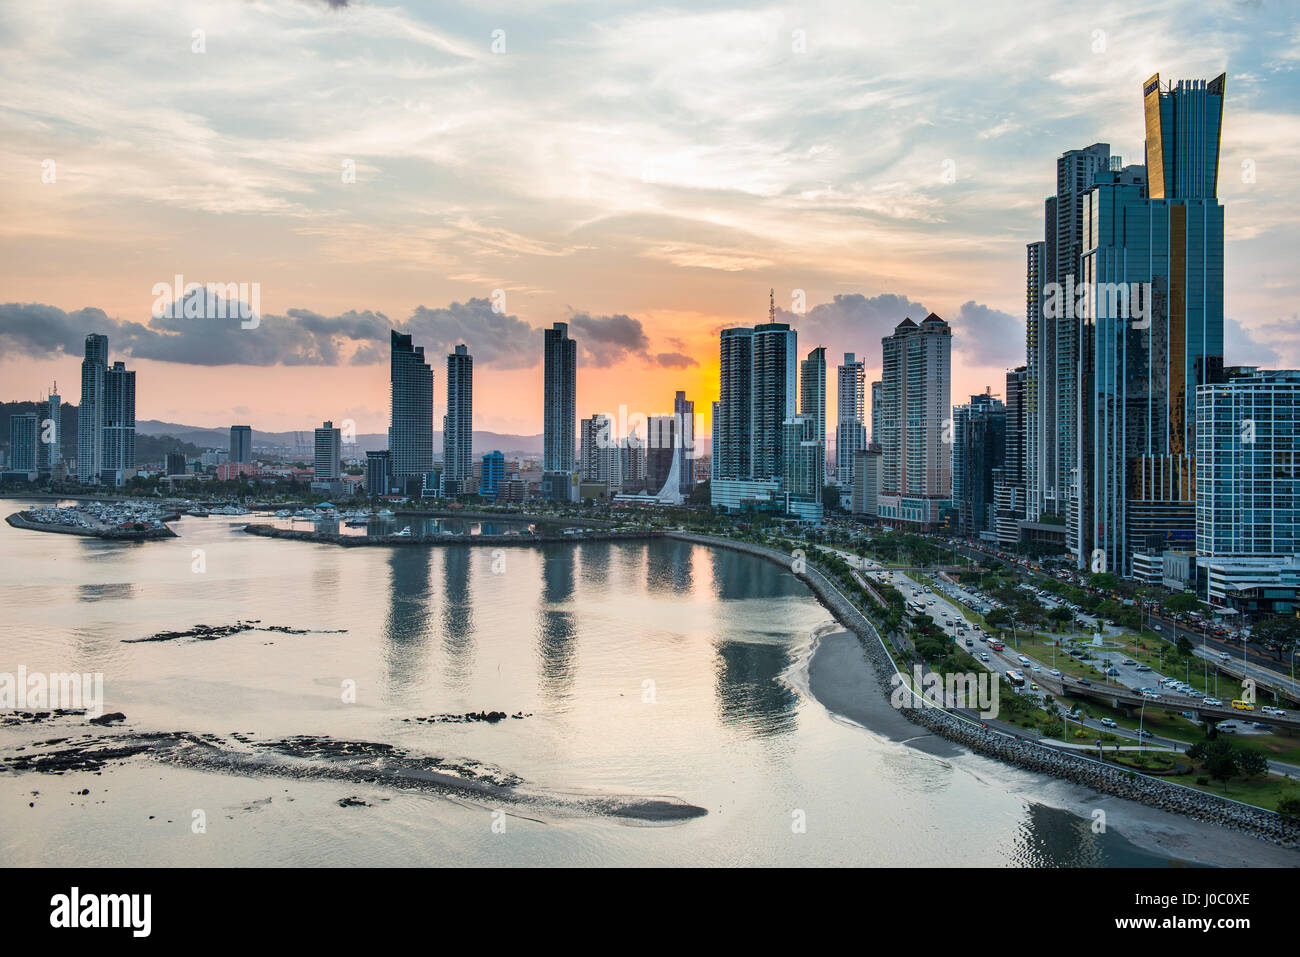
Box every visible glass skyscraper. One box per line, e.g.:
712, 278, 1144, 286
389, 330, 434, 484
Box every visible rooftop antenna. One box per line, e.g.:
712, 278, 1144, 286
768, 288, 775, 322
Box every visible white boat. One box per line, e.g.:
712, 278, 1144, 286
392, 525, 412, 537
378, 509, 395, 518
274, 509, 291, 518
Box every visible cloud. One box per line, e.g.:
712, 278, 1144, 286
776, 293, 929, 363
1225, 315, 1293, 367
655, 351, 698, 369
950, 300, 1024, 367
0, 298, 542, 369
568, 312, 651, 367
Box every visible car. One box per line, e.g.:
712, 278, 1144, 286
1029, 682, 1040, 691
1032, 666, 1042, 673
1219, 724, 1237, 733
1220, 653, 1231, 662
1231, 700, 1254, 711
1050, 669, 1061, 677
1077, 678, 1093, 686
1202, 697, 1223, 707
1105, 667, 1119, 676
1122, 659, 1136, 666
1142, 692, 1162, 700
1136, 729, 1153, 738
1017, 655, 1030, 666
1253, 722, 1272, 730
1135, 664, 1152, 672
1099, 717, 1118, 728
980, 653, 990, 662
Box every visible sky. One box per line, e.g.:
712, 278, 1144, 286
1, 0, 1298, 437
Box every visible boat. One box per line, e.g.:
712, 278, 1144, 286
392, 525, 412, 537
377, 509, 395, 518
274, 509, 291, 518
186, 508, 209, 517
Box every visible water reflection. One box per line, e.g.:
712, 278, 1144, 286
714, 639, 798, 738
382, 547, 433, 702
537, 546, 577, 703
76, 582, 136, 603
1009, 803, 1201, 867
646, 539, 693, 594
440, 546, 475, 689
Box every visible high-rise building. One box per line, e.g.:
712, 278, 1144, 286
481, 450, 506, 500
8, 413, 38, 472
102, 361, 136, 482
870, 380, 882, 444
1039, 143, 1112, 522
798, 347, 826, 495
711, 293, 803, 517
951, 393, 1006, 538
365, 450, 390, 497
781, 415, 822, 504
389, 330, 434, 488
443, 344, 473, 486
850, 444, 883, 519
542, 322, 577, 500
230, 425, 253, 464
1023, 241, 1046, 522
877, 314, 951, 530
579, 414, 621, 490
674, 390, 695, 498
1195, 368, 1300, 616
1075, 74, 1226, 576
993, 367, 1030, 547
37, 387, 61, 471
166, 451, 187, 476
836, 353, 866, 486
314, 421, 342, 481
76, 334, 108, 483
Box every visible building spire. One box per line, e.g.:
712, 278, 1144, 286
768, 288, 775, 322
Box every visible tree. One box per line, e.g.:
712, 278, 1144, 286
1251, 617, 1300, 659
1162, 592, 1202, 614
1088, 572, 1121, 592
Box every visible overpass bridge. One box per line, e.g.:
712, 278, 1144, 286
1045, 676, 1300, 730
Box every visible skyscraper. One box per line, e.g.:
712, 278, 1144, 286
8, 413, 37, 472
674, 390, 695, 497
993, 367, 1029, 547
389, 330, 434, 489
542, 322, 577, 500
877, 314, 951, 530
229, 425, 253, 464
443, 344, 473, 488
750, 319, 797, 481
951, 393, 1006, 537
37, 386, 61, 471
836, 353, 866, 487
76, 334, 107, 483
798, 347, 826, 495
715, 327, 754, 481
314, 420, 341, 481
103, 360, 136, 480
1076, 73, 1226, 576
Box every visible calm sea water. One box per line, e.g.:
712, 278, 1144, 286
0, 498, 1223, 866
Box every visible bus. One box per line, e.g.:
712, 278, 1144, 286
1005, 670, 1026, 688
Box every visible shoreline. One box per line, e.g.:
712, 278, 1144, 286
665, 530, 1300, 852
242, 523, 662, 548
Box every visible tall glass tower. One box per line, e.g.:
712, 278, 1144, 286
389, 330, 434, 483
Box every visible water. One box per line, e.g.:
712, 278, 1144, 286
261, 512, 545, 538
0, 499, 1255, 866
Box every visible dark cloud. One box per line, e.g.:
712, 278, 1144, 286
775, 292, 929, 364
950, 300, 1023, 366
568, 312, 651, 367
0, 297, 538, 369
655, 351, 698, 369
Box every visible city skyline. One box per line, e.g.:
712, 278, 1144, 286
3, 2, 1298, 434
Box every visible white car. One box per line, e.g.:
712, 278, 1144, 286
1050, 669, 1061, 677
1017, 655, 1031, 666
1202, 697, 1223, 706
1099, 718, 1118, 728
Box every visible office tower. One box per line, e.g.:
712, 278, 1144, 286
542, 322, 577, 500
993, 367, 1029, 547
389, 330, 434, 488
1195, 368, 1300, 615
579, 414, 619, 489
851, 444, 882, 519
870, 380, 882, 444
951, 393, 1006, 537
365, 450, 390, 497
877, 314, 951, 530
710, 401, 720, 480
674, 390, 695, 497
76, 334, 107, 483
314, 421, 342, 481
1077, 74, 1226, 576
836, 353, 867, 486
103, 361, 136, 481
481, 450, 506, 500
9, 413, 38, 472
1034, 143, 1111, 521
443, 344, 473, 486
645, 414, 677, 495
37, 387, 61, 471
230, 425, 253, 464
166, 452, 187, 476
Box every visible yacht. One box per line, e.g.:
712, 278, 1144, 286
392, 525, 412, 537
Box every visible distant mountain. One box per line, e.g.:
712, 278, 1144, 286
134, 419, 544, 457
